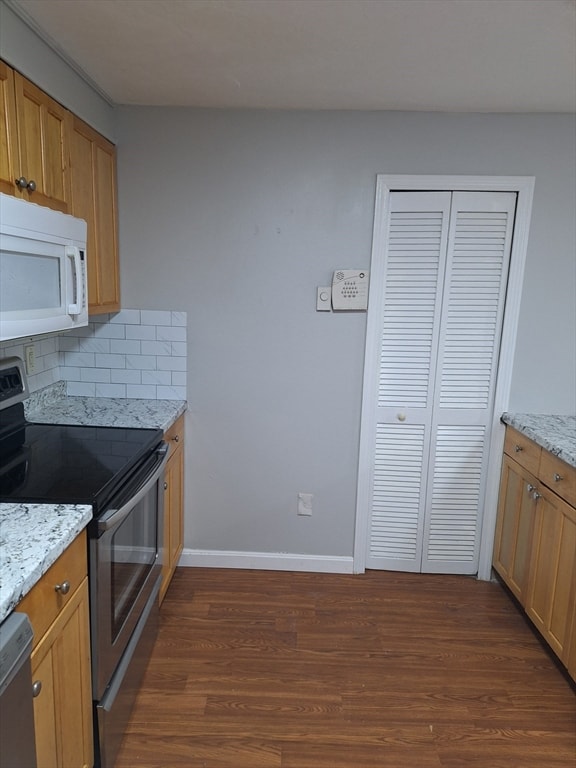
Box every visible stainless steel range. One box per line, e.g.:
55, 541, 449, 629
0, 357, 168, 768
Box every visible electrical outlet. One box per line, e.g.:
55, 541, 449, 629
297, 492, 313, 516
25, 345, 36, 374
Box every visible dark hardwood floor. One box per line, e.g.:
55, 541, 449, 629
115, 567, 575, 768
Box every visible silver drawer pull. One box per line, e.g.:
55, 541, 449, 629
32, 680, 42, 697
173, 434, 180, 442
527, 484, 536, 493
54, 581, 70, 595
514, 444, 523, 453
553, 473, 563, 482
532, 491, 542, 501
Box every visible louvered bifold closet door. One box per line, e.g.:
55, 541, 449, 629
421, 191, 517, 573
366, 192, 452, 571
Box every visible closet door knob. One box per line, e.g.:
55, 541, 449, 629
15, 176, 28, 189
32, 680, 42, 697
27, 179, 37, 192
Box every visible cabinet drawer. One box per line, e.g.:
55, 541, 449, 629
164, 414, 185, 460
18, 532, 87, 649
504, 427, 541, 475
539, 451, 576, 507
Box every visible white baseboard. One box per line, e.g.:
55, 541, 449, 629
177, 548, 354, 573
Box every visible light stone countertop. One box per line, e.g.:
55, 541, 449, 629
25, 395, 186, 432
501, 413, 576, 467
0, 504, 92, 623
1, 388, 187, 623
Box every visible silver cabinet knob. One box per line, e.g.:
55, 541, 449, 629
397, 413, 406, 422
15, 176, 28, 189
173, 434, 180, 442
54, 580, 70, 595
532, 491, 541, 501
514, 444, 523, 453
163, 481, 168, 490
553, 473, 563, 482
26, 179, 37, 192
32, 680, 42, 697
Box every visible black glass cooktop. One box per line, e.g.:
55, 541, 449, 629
0, 417, 163, 513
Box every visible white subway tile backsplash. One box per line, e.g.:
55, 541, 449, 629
141, 340, 171, 356
96, 383, 126, 398
126, 354, 157, 370
171, 311, 187, 327
171, 371, 187, 386
81, 368, 111, 383
68, 381, 96, 397
110, 309, 141, 324
78, 337, 111, 354
142, 370, 171, 386
111, 369, 141, 384
64, 352, 96, 367
156, 326, 186, 342
59, 336, 80, 352
157, 385, 187, 400
127, 384, 157, 399
126, 325, 156, 341
0, 309, 186, 400
171, 342, 187, 357
95, 353, 126, 369
157, 356, 186, 371
110, 339, 141, 355
141, 310, 172, 326
93, 323, 126, 339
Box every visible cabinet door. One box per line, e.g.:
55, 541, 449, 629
31, 578, 93, 768
160, 417, 185, 604
13, 71, 70, 212
492, 455, 538, 603
69, 115, 120, 314
525, 486, 576, 659
0, 61, 19, 196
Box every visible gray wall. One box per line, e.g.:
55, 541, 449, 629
0, 1, 116, 140
116, 108, 576, 557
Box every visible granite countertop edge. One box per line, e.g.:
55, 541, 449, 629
0, 504, 92, 623
25, 394, 187, 432
501, 413, 576, 468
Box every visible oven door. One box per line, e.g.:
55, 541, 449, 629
90, 442, 168, 700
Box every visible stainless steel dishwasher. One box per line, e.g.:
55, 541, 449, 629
0, 612, 37, 768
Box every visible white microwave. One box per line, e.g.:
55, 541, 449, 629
0, 193, 88, 342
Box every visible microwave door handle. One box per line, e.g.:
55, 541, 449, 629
97, 444, 169, 533
67, 246, 82, 315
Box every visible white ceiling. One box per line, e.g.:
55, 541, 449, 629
7, 0, 576, 112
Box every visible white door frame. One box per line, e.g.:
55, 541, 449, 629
353, 175, 535, 579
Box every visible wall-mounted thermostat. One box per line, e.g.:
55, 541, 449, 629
331, 270, 369, 310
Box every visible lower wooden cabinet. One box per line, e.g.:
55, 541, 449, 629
18, 533, 93, 768
493, 426, 576, 680
493, 455, 538, 603
525, 485, 576, 661
160, 414, 185, 604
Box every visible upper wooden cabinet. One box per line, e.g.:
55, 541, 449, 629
1, 64, 71, 212
0, 61, 19, 197
69, 115, 120, 314
1, 60, 121, 314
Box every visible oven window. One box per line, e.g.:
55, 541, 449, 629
110, 488, 158, 640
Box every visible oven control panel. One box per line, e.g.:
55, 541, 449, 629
0, 357, 28, 408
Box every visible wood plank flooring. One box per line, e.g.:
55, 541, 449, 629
115, 568, 575, 768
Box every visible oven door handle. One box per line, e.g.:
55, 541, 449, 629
97, 443, 169, 533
